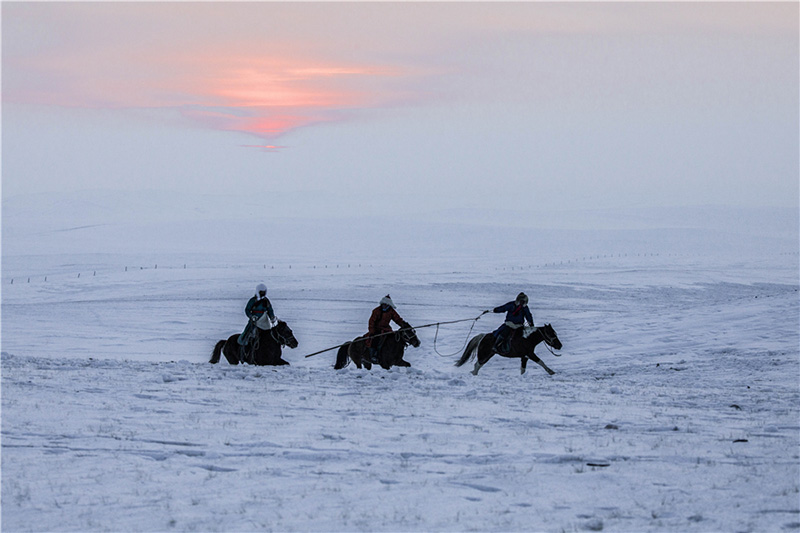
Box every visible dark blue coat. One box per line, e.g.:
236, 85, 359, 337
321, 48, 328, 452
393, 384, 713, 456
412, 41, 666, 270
246, 296, 275, 322
493, 301, 534, 326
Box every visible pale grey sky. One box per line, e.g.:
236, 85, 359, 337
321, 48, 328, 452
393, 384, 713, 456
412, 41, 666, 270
3, 2, 798, 214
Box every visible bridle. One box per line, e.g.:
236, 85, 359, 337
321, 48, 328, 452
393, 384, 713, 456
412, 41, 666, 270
270, 323, 295, 347
397, 328, 419, 347
539, 326, 562, 357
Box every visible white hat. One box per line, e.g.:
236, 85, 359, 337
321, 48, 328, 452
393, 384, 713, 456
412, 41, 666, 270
380, 294, 395, 309
256, 283, 267, 296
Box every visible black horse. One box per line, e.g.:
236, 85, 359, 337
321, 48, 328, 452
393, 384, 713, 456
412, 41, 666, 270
210, 321, 298, 366
334, 327, 421, 370
455, 324, 562, 375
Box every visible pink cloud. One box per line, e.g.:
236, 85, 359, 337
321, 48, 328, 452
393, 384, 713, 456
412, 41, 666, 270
4, 43, 419, 141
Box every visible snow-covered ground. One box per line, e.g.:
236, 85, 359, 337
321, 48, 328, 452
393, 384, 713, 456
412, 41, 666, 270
2, 194, 798, 531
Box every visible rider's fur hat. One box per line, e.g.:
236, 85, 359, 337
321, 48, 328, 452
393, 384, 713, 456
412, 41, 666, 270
380, 295, 395, 309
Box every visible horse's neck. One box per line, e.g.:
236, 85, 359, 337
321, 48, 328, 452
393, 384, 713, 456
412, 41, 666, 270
258, 328, 279, 346
524, 329, 545, 347
387, 334, 404, 351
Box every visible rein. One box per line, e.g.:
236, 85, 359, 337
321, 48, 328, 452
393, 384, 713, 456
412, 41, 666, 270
270, 328, 284, 346
539, 329, 562, 357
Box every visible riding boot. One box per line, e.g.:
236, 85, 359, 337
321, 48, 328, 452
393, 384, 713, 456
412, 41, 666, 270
246, 344, 256, 365
369, 347, 379, 364
502, 336, 511, 354
493, 333, 502, 352
238, 322, 254, 346
493, 332, 508, 355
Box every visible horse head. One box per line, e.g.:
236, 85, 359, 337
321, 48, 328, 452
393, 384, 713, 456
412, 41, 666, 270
540, 323, 562, 352
399, 326, 421, 348
274, 320, 299, 349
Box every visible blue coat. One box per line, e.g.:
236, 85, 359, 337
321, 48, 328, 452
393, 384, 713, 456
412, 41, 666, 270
493, 301, 533, 326
245, 296, 275, 322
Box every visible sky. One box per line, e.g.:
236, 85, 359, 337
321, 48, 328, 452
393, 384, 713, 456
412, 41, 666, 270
2, 2, 798, 216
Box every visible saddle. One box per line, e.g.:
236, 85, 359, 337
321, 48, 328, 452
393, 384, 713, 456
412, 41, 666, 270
355, 334, 384, 363
494, 328, 522, 355
238, 325, 263, 364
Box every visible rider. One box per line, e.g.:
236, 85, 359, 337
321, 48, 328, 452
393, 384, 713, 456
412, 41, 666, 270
489, 292, 534, 354
238, 283, 277, 347
366, 295, 411, 363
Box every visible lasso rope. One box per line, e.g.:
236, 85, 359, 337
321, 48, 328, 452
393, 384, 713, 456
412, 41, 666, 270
303, 311, 488, 359
431, 313, 483, 357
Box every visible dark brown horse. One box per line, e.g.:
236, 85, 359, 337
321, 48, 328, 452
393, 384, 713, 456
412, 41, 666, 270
210, 321, 298, 366
455, 324, 562, 375
334, 327, 421, 370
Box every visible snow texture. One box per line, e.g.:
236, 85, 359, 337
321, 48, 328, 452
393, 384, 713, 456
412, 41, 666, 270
2, 194, 798, 532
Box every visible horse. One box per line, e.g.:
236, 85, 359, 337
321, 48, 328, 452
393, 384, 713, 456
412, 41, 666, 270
210, 320, 298, 366
334, 327, 421, 370
455, 323, 562, 375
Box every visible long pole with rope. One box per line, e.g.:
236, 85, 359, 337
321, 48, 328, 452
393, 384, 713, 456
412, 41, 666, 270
303, 311, 489, 358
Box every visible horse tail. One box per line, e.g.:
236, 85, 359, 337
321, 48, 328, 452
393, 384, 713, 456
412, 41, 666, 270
456, 334, 484, 367
334, 342, 351, 370
210, 339, 225, 364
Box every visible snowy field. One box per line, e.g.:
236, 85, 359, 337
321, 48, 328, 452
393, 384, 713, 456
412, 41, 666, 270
2, 196, 799, 532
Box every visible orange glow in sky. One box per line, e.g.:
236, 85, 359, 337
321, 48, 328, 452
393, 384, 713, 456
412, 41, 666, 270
179, 57, 404, 139
3, 44, 410, 141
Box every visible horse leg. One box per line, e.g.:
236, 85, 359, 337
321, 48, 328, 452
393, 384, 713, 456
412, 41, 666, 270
266, 345, 290, 366
472, 340, 495, 375
472, 349, 494, 375
471, 359, 483, 375
520, 356, 528, 375
530, 353, 555, 375
243, 345, 255, 365
273, 347, 290, 366
350, 342, 370, 370
378, 348, 392, 369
